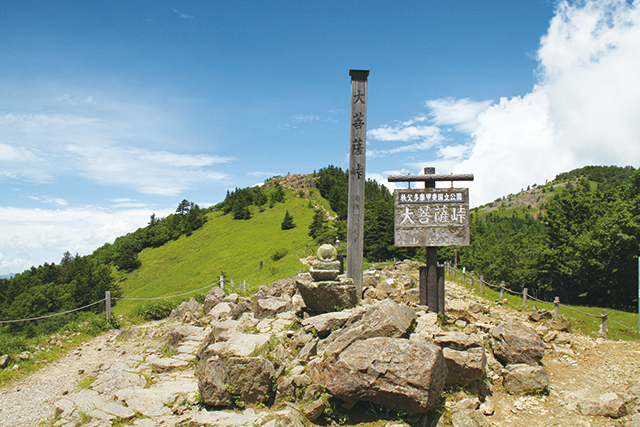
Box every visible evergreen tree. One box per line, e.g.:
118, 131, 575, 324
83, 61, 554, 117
308, 209, 328, 239
281, 210, 296, 230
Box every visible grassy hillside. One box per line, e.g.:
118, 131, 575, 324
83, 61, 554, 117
113, 188, 326, 316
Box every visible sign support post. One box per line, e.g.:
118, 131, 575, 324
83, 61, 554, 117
347, 70, 369, 298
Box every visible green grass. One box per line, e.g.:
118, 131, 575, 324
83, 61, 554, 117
448, 271, 640, 341
113, 190, 324, 317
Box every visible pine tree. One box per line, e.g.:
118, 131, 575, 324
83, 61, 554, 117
281, 210, 296, 230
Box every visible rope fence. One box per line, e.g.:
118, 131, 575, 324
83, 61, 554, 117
446, 262, 639, 339
0, 276, 242, 325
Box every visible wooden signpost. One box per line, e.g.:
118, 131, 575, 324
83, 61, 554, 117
389, 168, 473, 313
347, 70, 369, 297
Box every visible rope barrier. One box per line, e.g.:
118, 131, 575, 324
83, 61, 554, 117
0, 278, 227, 324
0, 299, 106, 324
114, 279, 222, 302
462, 267, 638, 335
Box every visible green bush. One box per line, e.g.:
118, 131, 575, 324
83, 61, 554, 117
132, 301, 177, 320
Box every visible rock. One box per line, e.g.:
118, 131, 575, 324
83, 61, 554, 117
170, 297, 203, 322
468, 303, 489, 315
254, 297, 291, 320
209, 302, 235, 320
295, 280, 358, 313
626, 413, 640, 427
116, 327, 141, 341
491, 318, 545, 366
301, 310, 352, 337
410, 311, 440, 341
0, 354, 8, 368
196, 355, 275, 406
502, 363, 549, 395
434, 332, 483, 351
479, 399, 495, 415
598, 392, 625, 418
451, 409, 485, 427
203, 286, 227, 314
146, 355, 189, 371
255, 406, 306, 427
296, 338, 318, 362
301, 397, 326, 421
307, 337, 447, 413
254, 278, 298, 300
199, 332, 272, 358
528, 309, 552, 322
319, 299, 416, 356
545, 317, 571, 332
442, 347, 486, 386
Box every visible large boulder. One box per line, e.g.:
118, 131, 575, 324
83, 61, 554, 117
491, 318, 545, 366
434, 332, 486, 386
307, 337, 447, 413
502, 363, 549, 395
196, 355, 275, 406
318, 299, 416, 357
296, 280, 358, 313
442, 347, 486, 386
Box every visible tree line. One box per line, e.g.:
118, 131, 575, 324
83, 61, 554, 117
0, 200, 208, 336
459, 166, 639, 311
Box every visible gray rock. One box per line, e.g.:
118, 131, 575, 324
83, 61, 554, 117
296, 280, 358, 313
319, 299, 416, 357
199, 332, 272, 359
434, 332, 483, 351
254, 297, 291, 320
203, 286, 227, 313
0, 354, 8, 368
502, 363, 549, 395
307, 337, 447, 413
196, 355, 275, 406
301, 310, 352, 337
451, 409, 485, 427
598, 392, 626, 418
491, 318, 545, 366
170, 297, 203, 322
528, 309, 552, 322
442, 347, 486, 386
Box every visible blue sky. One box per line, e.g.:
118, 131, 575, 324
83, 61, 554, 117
2, 0, 640, 275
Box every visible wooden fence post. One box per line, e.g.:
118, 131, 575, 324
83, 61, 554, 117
462, 267, 466, 281
219, 275, 224, 289
105, 291, 111, 319
470, 274, 474, 286
523, 288, 528, 307
479, 275, 484, 294
601, 309, 608, 339
500, 281, 505, 300
554, 297, 560, 319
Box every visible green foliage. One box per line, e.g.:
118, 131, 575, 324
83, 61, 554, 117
455, 165, 640, 312
132, 300, 177, 321
271, 248, 288, 262
281, 210, 296, 230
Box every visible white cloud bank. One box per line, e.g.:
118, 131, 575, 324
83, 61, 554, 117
370, 0, 640, 206
0, 205, 174, 275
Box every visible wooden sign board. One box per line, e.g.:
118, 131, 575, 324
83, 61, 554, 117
394, 188, 470, 247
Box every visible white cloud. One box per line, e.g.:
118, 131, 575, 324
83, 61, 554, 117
426, 98, 493, 134
65, 144, 232, 196
371, 0, 640, 207
0, 205, 174, 275
172, 8, 194, 19
454, 0, 640, 206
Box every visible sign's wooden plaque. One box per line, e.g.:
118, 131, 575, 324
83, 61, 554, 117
394, 188, 470, 247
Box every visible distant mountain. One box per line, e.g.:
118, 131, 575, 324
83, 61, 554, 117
0, 273, 14, 280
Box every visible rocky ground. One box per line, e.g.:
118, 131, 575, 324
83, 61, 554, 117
1, 261, 639, 427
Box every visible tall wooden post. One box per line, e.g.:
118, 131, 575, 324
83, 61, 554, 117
347, 69, 369, 297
